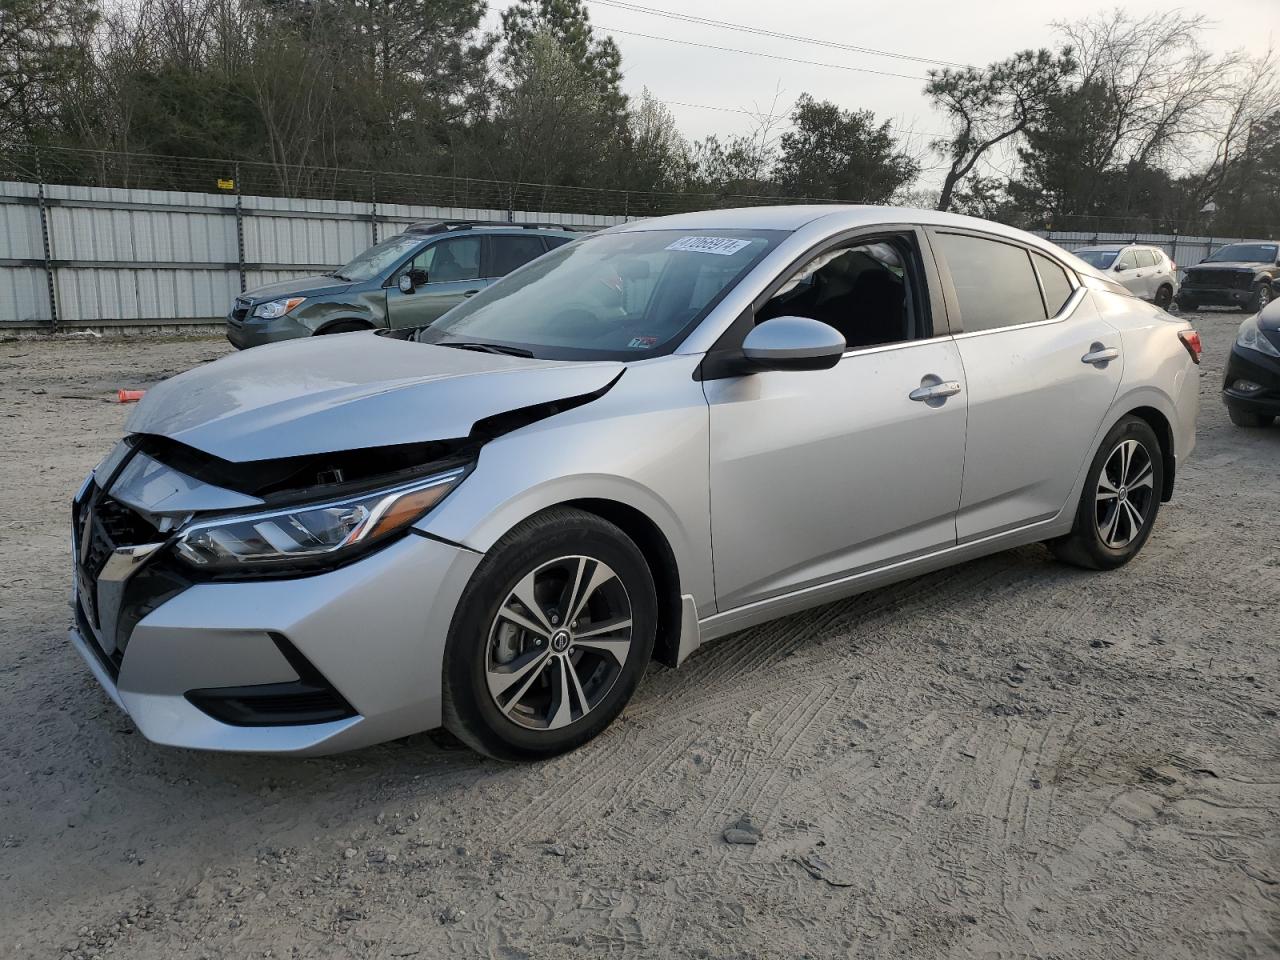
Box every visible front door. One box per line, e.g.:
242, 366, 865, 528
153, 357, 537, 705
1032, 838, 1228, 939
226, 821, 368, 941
705, 232, 967, 612
929, 231, 1123, 540
385, 235, 484, 329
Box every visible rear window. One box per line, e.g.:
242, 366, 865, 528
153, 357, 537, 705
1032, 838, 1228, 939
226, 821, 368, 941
934, 233, 1047, 333
489, 235, 548, 277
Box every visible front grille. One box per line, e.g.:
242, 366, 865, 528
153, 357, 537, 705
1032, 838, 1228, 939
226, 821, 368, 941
1184, 270, 1253, 290
75, 594, 122, 678
74, 482, 165, 652
96, 495, 159, 546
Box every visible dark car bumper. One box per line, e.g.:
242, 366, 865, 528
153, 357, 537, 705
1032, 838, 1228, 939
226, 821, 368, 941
1223, 344, 1280, 415
226, 314, 312, 349
1178, 286, 1254, 308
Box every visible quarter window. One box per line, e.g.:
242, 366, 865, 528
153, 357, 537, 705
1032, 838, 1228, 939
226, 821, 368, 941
1031, 252, 1074, 318
756, 234, 928, 349
933, 233, 1046, 333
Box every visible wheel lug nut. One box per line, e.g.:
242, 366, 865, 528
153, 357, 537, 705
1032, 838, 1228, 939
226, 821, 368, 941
550, 615, 559, 625
568, 646, 575, 655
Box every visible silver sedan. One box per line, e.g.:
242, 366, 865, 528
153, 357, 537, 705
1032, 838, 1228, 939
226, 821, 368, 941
69, 206, 1201, 759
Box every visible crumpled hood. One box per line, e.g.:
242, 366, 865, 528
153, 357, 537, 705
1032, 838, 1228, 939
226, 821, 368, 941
242, 275, 352, 302
126, 333, 623, 462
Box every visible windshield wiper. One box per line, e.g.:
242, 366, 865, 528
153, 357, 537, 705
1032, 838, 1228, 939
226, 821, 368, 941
437, 341, 536, 358
325, 271, 355, 281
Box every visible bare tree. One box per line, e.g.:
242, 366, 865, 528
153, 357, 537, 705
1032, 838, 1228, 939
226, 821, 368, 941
926, 48, 1076, 212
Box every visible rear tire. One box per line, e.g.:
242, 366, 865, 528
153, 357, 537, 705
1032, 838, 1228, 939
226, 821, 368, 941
442, 508, 657, 761
1049, 416, 1163, 571
1227, 405, 1274, 429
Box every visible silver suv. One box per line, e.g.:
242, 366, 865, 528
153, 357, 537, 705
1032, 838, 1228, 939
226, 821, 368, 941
1073, 244, 1179, 309
70, 207, 1200, 759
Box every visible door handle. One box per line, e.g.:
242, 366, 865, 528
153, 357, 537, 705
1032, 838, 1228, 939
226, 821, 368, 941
462, 289, 480, 298
1081, 346, 1120, 365
909, 380, 962, 402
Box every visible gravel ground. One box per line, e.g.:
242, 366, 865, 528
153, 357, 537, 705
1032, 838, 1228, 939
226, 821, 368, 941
1, 315, 1277, 960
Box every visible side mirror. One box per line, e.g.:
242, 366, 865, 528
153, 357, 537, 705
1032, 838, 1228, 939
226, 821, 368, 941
398, 274, 415, 294
1113, 262, 1125, 272
742, 316, 845, 372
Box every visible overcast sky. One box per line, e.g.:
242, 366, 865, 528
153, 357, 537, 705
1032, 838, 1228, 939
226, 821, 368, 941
489, 0, 1279, 190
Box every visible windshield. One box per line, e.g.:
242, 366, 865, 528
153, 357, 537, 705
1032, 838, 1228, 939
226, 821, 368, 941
416, 229, 783, 360
334, 233, 424, 282
1074, 249, 1120, 269
1206, 243, 1278, 264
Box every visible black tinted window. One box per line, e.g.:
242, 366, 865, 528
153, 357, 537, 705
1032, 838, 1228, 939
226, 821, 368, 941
1032, 252, 1073, 317
934, 233, 1045, 332
543, 235, 573, 251
490, 235, 548, 277
758, 236, 925, 349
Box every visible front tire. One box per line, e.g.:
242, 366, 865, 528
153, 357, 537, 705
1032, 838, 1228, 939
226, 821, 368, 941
442, 508, 657, 761
1050, 416, 1164, 570
1154, 284, 1173, 310
1246, 282, 1273, 314
1227, 405, 1274, 428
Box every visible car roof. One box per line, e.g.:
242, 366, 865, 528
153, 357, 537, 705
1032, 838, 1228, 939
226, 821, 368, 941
607, 204, 1074, 247
403, 220, 583, 237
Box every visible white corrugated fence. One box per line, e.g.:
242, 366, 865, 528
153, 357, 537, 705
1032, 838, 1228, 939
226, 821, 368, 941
0, 180, 624, 326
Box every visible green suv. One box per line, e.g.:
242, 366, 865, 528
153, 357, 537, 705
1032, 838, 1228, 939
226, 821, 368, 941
226, 221, 581, 348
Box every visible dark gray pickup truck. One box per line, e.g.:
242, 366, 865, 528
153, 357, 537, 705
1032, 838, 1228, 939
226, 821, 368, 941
1176, 241, 1279, 314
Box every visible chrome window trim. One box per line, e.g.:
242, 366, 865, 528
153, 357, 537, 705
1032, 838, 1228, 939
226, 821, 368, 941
838, 332, 953, 360
950, 285, 1088, 341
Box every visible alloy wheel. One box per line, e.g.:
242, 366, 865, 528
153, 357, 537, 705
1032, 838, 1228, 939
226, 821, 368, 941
484, 555, 633, 730
1094, 439, 1156, 549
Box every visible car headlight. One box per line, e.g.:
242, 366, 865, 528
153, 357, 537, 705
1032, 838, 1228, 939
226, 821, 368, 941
252, 297, 306, 319
174, 468, 466, 570
1236, 316, 1280, 358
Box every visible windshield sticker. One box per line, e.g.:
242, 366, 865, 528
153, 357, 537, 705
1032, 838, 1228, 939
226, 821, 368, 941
628, 336, 659, 349
665, 236, 753, 256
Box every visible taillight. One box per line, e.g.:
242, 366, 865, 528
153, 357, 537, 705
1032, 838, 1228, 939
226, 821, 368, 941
1178, 329, 1202, 364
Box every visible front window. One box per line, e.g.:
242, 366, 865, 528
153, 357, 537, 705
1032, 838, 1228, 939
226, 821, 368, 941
332, 234, 424, 282
416, 229, 783, 360
1074, 249, 1120, 269
1207, 243, 1278, 264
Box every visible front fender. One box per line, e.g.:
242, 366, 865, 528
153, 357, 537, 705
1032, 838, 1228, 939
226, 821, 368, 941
417, 355, 716, 612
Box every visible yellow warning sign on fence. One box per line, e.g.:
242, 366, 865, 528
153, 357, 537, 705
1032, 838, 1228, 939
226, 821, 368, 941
216, 178, 235, 191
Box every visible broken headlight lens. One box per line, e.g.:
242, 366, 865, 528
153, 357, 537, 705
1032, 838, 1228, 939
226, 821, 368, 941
173, 468, 465, 570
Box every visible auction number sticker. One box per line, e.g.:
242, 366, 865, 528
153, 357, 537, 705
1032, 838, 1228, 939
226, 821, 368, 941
665, 236, 753, 256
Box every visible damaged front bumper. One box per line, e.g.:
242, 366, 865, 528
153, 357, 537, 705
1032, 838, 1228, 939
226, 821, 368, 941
70, 472, 481, 755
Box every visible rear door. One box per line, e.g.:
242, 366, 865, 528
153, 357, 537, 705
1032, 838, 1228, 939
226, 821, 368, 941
929, 230, 1122, 540
384, 235, 484, 328
1133, 248, 1159, 299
